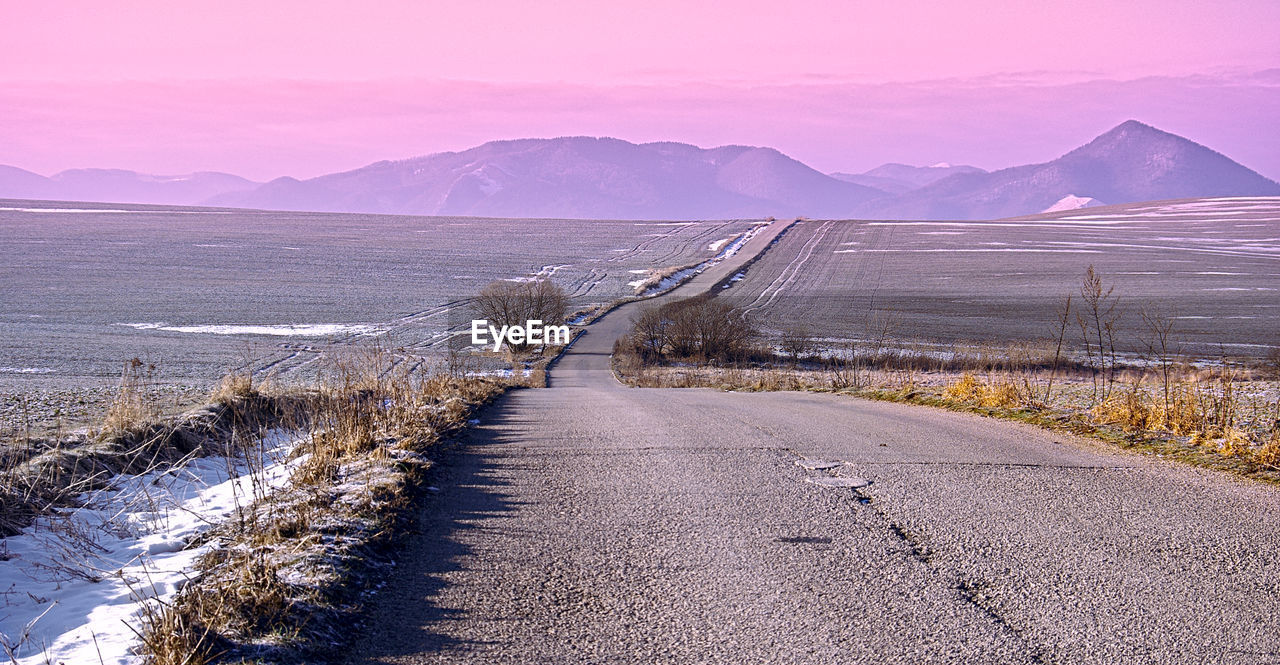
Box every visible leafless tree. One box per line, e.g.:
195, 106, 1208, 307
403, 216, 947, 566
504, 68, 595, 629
1044, 293, 1072, 404
630, 305, 670, 362
1077, 265, 1120, 403
1141, 306, 1180, 416
624, 296, 757, 364
780, 325, 815, 367
472, 278, 568, 353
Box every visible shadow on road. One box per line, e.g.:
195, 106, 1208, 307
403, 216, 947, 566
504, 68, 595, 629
341, 393, 526, 663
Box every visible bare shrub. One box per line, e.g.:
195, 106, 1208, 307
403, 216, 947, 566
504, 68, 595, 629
1140, 307, 1180, 417
623, 296, 758, 364
780, 325, 815, 367
630, 305, 670, 362
1044, 293, 1072, 403
472, 278, 568, 354
1077, 265, 1121, 404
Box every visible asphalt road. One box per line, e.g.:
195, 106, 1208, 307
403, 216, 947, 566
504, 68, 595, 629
345, 220, 1280, 664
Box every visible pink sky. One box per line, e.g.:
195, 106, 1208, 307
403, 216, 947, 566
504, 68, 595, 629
2, 1, 1278, 179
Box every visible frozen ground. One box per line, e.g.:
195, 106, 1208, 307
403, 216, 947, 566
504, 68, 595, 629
0, 199, 757, 388
0, 430, 301, 664
721, 197, 1280, 358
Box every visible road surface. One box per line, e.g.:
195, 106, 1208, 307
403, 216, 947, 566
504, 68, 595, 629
345, 220, 1280, 664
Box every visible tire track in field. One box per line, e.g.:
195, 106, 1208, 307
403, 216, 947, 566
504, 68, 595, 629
741, 220, 834, 315
604, 222, 694, 264
255, 220, 755, 379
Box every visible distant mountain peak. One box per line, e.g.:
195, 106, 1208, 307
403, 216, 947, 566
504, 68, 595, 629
1080, 119, 1182, 149
209, 136, 883, 219
833, 162, 987, 194
863, 120, 1280, 220
1112, 118, 1158, 132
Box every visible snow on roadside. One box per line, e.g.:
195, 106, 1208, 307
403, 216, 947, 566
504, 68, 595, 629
634, 225, 764, 296
0, 430, 304, 664
637, 266, 702, 294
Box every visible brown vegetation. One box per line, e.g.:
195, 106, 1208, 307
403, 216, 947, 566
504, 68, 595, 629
628, 264, 695, 295
0, 366, 297, 538
618, 295, 759, 365
138, 348, 506, 665
472, 278, 568, 354
614, 264, 1280, 484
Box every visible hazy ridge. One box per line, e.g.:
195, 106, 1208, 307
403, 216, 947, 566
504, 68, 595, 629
4, 121, 1278, 220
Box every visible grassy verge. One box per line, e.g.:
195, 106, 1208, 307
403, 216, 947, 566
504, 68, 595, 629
0, 369, 304, 538
613, 362, 1280, 486
133, 349, 509, 664
1, 347, 513, 664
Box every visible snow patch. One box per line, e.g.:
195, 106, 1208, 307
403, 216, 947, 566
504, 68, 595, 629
120, 323, 377, 336
631, 225, 763, 296
1042, 195, 1105, 213
0, 431, 302, 664
0, 207, 234, 215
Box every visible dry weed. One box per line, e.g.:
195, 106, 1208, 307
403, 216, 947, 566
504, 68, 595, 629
141, 346, 507, 663
1256, 433, 1280, 468
210, 372, 254, 405
102, 358, 160, 436
943, 374, 1023, 408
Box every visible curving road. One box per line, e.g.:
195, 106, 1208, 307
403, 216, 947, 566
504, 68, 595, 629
345, 220, 1280, 665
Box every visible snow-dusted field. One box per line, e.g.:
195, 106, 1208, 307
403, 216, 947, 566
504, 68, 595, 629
720, 197, 1280, 357
0, 431, 301, 664
0, 200, 758, 388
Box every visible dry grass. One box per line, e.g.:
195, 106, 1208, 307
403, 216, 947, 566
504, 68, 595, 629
2, 341, 506, 663
140, 347, 507, 665
942, 374, 1027, 408
1090, 370, 1255, 443
210, 370, 256, 405
614, 356, 1280, 484
101, 358, 162, 437
1256, 433, 1280, 469
0, 381, 297, 538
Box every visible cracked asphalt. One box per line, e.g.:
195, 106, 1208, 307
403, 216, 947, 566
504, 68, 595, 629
344, 221, 1280, 664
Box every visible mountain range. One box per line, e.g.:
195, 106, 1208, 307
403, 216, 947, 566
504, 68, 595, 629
830, 163, 986, 194
0, 167, 258, 207
207, 139, 886, 219
3, 120, 1277, 220
855, 120, 1280, 220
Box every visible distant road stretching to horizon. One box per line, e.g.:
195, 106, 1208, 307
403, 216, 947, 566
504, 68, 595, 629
344, 220, 1280, 664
